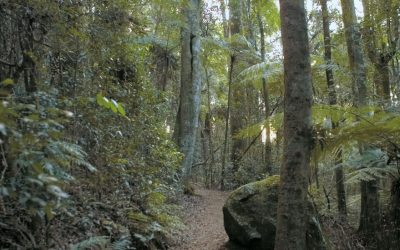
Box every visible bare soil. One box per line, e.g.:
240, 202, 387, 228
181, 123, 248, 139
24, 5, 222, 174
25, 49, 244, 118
171, 186, 230, 250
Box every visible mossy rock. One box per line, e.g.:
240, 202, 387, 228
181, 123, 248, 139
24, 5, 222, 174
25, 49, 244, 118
223, 175, 325, 250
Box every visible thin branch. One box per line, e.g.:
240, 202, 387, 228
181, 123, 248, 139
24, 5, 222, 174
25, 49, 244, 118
237, 129, 263, 162
192, 143, 223, 168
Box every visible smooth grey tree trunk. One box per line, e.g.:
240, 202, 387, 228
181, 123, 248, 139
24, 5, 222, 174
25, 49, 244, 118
174, 0, 202, 185
274, 1, 313, 249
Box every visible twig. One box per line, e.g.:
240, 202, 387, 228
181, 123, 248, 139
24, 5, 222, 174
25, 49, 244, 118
192, 143, 223, 168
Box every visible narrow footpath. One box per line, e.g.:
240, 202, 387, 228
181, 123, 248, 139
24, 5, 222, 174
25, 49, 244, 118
171, 186, 230, 250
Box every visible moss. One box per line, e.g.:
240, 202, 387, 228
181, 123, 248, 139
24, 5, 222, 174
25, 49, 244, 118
146, 191, 166, 206
228, 175, 280, 199
256, 175, 280, 188
128, 211, 152, 224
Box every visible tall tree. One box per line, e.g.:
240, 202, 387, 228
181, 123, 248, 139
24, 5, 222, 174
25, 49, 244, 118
340, 0, 368, 106
340, 0, 380, 241
219, 0, 229, 38
229, 0, 247, 173
274, 0, 313, 249
319, 0, 347, 219
257, 12, 272, 173
174, 0, 202, 184
362, 0, 398, 102
219, 0, 231, 190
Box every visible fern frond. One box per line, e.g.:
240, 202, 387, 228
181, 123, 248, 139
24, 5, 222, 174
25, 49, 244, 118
234, 121, 265, 139
201, 37, 231, 53
70, 236, 110, 250
313, 108, 400, 161
111, 237, 131, 250
236, 61, 282, 88
235, 112, 283, 139
345, 165, 399, 184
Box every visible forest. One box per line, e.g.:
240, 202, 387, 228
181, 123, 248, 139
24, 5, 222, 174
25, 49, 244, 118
0, 0, 399, 249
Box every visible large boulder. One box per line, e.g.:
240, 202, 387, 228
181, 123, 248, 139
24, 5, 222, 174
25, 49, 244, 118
223, 176, 325, 250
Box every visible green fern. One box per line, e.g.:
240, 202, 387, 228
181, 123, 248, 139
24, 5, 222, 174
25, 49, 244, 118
111, 237, 131, 250
70, 236, 110, 250
236, 61, 282, 88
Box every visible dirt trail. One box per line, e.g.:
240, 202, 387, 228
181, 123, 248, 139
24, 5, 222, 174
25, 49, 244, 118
171, 186, 230, 250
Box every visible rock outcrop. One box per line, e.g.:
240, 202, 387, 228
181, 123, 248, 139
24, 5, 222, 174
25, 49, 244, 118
223, 176, 325, 250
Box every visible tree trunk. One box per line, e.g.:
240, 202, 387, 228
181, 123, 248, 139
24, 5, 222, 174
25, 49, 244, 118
219, 0, 229, 38
218, 0, 229, 190
361, 0, 394, 102
320, 0, 347, 219
274, 1, 313, 249
359, 180, 380, 244
204, 67, 215, 188
374, 60, 391, 100
340, 0, 368, 107
389, 177, 400, 248
334, 151, 347, 217
19, 8, 38, 94
174, 0, 202, 184
257, 13, 272, 174
229, 0, 246, 173
341, 0, 381, 242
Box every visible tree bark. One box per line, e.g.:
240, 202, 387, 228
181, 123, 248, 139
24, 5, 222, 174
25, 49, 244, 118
359, 179, 380, 244
320, 0, 347, 219
334, 151, 347, 218
174, 0, 202, 184
229, 0, 246, 173
389, 177, 400, 248
204, 67, 215, 188
274, 1, 313, 249
340, 0, 368, 107
221, 55, 234, 190
341, 0, 380, 241
257, 12, 272, 174
361, 0, 395, 101
219, 0, 229, 38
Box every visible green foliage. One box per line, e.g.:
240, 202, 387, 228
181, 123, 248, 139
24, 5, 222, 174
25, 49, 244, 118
1, 78, 14, 86
313, 106, 400, 161
0, 91, 94, 220
70, 236, 110, 250
70, 235, 132, 250
236, 61, 283, 92
96, 93, 126, 117
0, 0, 183, 248
253, 0, 280, 34
345, 148, 397, 184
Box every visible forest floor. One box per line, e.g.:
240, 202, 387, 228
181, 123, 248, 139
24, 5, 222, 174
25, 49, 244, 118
171, 185, 230, 250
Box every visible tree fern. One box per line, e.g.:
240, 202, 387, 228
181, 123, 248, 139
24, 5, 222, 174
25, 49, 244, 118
236, 61, 282, 88
344, 148, 398, 184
